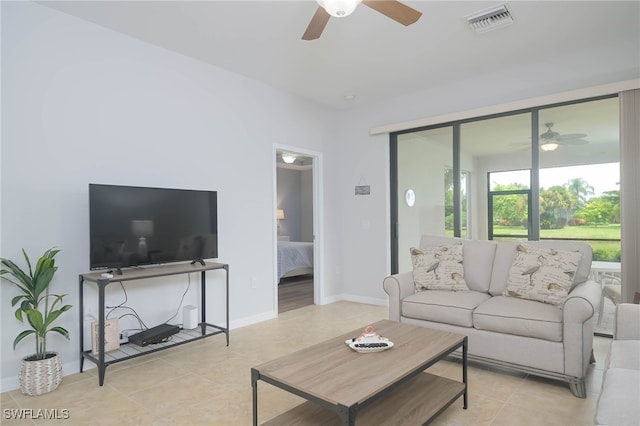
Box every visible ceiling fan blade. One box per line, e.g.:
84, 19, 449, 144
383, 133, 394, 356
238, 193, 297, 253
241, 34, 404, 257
302, 6, 331, 40
557, 133, 588, 141
362, 0, 422, 26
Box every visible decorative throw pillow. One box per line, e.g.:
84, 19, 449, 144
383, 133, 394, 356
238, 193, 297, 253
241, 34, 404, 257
503, 244, 582, 308
411, 244, 469, 292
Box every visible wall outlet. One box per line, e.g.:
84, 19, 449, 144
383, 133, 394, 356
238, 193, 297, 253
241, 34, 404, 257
119, 330, 129, 344
250, 277, 257, 289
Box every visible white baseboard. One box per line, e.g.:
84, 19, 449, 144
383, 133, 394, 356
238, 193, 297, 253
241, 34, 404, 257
319, 294, 388, 307
335, 293, 388, 307
229, 310, 277, 330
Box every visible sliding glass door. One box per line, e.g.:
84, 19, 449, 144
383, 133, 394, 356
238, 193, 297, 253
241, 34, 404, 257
393, 126, 453, 273
391, 95, 620, 333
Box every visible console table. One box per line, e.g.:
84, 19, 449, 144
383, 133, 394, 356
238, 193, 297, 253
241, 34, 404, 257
79, 261, 229, 386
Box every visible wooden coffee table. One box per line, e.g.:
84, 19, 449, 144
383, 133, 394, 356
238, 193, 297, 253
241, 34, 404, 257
251, 320, 467, 425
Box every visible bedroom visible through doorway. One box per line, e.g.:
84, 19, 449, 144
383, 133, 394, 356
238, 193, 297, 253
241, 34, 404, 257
275, 149, 316, 313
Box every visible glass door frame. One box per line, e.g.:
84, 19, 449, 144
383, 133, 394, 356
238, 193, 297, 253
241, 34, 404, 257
390, 94, 617, 274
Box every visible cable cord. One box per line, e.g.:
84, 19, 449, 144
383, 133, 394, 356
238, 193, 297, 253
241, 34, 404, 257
105, 281, 148, 330
163, 273, 192, 325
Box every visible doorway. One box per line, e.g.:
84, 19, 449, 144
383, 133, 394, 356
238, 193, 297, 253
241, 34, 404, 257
274, 146, 322, 313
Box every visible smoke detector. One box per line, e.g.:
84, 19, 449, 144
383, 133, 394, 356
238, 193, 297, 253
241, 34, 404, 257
465, 4, 514, 34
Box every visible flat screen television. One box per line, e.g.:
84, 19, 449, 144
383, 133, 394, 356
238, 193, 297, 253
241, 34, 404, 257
89, 184, 218, 271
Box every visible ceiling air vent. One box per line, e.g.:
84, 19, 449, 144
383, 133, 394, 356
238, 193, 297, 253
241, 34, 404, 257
465, 4, 513, 34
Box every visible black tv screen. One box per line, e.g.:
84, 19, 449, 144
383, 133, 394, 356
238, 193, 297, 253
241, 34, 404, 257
89, 184, 218, 270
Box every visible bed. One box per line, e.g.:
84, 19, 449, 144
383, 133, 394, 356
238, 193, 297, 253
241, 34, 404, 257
277, 241, 314, 281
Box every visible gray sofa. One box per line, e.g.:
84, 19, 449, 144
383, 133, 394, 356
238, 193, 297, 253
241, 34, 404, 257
595, 303, 640, 425
383, 235, 601, 397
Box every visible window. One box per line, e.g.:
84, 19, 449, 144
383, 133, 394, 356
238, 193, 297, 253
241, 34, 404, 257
391, 95, 619, 268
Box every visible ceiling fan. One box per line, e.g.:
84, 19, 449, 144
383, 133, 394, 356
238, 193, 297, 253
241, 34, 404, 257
302, 0, 422, 40
538, 122, 588, 151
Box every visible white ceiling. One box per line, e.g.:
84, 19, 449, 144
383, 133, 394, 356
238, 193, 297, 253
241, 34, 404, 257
40, 1, 640, 110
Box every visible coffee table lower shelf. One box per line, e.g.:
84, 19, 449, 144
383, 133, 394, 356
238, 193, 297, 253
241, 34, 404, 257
262, 372, 465, 426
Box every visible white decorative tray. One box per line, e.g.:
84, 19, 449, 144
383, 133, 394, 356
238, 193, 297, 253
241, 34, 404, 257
345, 325, 394, 353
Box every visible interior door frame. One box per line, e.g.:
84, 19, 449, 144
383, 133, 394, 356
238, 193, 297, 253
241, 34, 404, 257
272, 144, 324, 312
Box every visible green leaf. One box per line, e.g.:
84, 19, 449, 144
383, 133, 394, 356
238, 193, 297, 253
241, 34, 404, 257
14, 308, 24, 322
25, 309, 44, 331
11, 295, 24, 307
22, 249, 33, 278
0, 258, 32, 288
49, 326, 70, 339
13, 330, 35, 349
43, 305, 71, 328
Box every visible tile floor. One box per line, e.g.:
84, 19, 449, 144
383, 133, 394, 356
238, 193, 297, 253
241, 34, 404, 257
1, 301, 610, 425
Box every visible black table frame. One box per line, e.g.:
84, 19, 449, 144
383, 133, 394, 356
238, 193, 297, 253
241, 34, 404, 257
79, 262, 229, 386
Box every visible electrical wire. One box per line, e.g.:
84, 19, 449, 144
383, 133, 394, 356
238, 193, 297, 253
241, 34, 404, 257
163, 273, 191, 325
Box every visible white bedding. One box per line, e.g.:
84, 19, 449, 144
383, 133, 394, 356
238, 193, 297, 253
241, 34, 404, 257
277, 241, 313, 280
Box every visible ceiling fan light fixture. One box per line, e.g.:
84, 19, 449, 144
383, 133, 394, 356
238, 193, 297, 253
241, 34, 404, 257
282, 153, 297, 164
540, 142, 559, 152
316, 0, 362, 18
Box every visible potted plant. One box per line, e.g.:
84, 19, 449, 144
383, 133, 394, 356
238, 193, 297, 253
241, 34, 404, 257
0, 248, 71, 396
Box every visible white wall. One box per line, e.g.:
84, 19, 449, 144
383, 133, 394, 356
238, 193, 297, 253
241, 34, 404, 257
0, 2, 337, 390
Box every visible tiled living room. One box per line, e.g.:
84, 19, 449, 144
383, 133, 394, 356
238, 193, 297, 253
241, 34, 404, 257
0, 301, 612, 425
2, 1, 639, 425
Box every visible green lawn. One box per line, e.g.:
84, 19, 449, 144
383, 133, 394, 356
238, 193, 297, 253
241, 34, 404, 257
491, 224, 621, 261
492, 224, 621, 239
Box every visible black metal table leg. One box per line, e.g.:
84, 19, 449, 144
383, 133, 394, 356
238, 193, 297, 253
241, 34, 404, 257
251, 369, 259, 426
79, 275, 85, 373
463, 336, 468, 409
98, 278, 107, 386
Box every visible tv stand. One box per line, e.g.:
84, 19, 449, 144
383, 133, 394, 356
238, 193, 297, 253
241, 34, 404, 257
79, 261, 229, 386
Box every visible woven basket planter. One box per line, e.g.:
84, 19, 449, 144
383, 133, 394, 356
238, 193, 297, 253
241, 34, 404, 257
19, 352, 62, 396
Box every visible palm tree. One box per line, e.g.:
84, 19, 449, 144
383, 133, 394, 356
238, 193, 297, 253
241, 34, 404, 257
565, 178, 594, 209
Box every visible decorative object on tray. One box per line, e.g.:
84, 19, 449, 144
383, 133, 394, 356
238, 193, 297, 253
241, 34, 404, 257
345, 325, 394, 353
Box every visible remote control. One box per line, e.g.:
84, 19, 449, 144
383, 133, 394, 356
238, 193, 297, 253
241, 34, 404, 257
354, 342, 389, 348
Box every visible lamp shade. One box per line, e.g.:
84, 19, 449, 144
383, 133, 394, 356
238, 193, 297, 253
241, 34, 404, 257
316, 0, 362, 17
277, 209, 285, 220
131, 220, 154, 237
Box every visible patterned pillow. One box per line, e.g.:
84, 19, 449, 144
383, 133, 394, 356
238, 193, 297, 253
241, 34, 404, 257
411, 244, 469, 292
503, 244, 582, 307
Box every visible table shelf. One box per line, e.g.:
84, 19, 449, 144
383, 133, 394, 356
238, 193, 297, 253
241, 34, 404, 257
79, 261, 229, 385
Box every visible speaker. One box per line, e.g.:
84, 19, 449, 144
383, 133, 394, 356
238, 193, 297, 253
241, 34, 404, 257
183, 305, 198, 330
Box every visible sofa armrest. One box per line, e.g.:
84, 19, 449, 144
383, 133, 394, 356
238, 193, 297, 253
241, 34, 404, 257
562, 280, 601, 379
615, 303, 640, 340
383, 272, 415, 322
563, 280, 601, 323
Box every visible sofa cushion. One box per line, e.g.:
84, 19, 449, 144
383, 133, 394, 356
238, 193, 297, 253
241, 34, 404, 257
489, 240, 593, 296
402, 290, 491, 328
607, 340, 640, 370
420, 235, 496, 293
472, 296, 563, 342
503, 244, 582, 307
411, 244, 469, 292
595, 368, 640, 425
